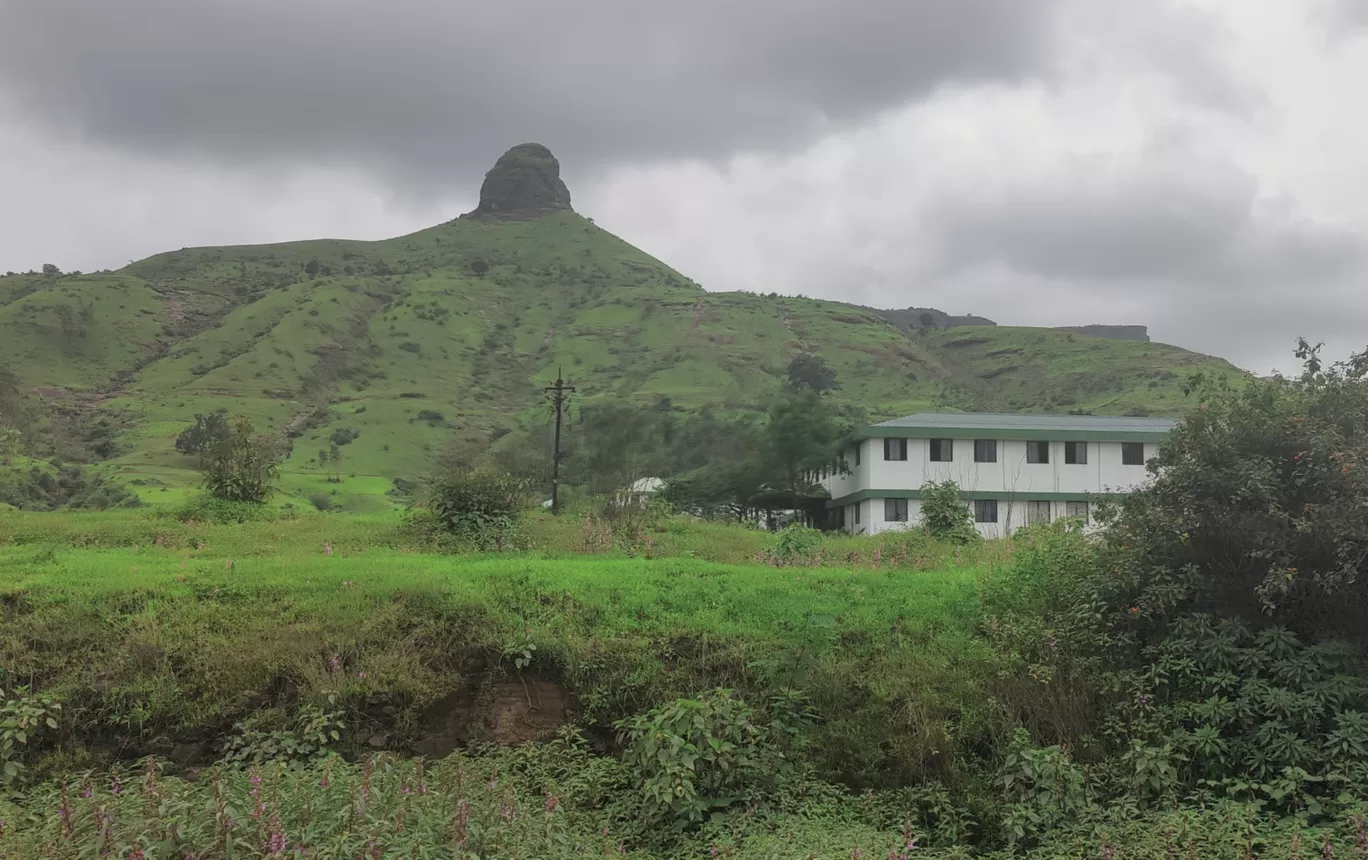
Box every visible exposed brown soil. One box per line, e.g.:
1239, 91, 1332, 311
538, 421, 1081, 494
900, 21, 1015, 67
412, 674, 576, 758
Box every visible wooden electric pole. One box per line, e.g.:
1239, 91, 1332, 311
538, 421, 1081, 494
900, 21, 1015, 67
545, 367, 576, 515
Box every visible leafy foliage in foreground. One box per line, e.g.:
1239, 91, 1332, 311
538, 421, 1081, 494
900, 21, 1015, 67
979, 344, 1368, 847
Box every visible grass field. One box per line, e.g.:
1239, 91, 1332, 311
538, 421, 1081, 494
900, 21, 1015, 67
0, 508, 999, 792
2, 509, 1365, 858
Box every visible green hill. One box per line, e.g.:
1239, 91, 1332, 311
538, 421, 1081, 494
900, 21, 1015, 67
0, 144, 1246, 510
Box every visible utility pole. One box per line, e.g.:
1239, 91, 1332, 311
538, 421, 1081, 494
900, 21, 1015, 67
545, 367, 575, 515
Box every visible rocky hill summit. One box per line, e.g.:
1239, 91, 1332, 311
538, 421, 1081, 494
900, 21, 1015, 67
463, 143, 574, 219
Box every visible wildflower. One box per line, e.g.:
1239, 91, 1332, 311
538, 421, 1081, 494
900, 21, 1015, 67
402, 784, 411, 795
498, 802, 515, 821
1100, 845, 1118, 860
225, 559, 233, 570
358, 671, 367, 680
110, 775, 121, 795
81, 781, 92, 799
1128, 606, 1140, 614
131, 565, 137, 571
324, 542, 333, 556
710, 845, 719, 858
267, 830, 287, 854
544, 794, 560, 813
329, 654, 341, 671
1047, 637, 1058, 651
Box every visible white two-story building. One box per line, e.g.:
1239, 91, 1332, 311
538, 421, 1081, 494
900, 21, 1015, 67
822, 412, 1177, 538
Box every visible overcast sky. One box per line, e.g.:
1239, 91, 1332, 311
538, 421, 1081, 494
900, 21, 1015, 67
2, 0, 1366, 374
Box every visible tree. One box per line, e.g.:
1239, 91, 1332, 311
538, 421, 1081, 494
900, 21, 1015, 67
1105, 339, 1368, 639
304, 259, 321, 277
565, 401, 668, 496
0, 426, 20, 466
199, 417, 282, 503
786, 353, 840, 393
175, 411, 231, 459
764, 387, 851, 500
918, 311, 936, 329
328, 444, 342, 483
41, 263, 60, 276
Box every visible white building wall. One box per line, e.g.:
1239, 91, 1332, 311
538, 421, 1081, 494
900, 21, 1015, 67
828, 437, 1162, 537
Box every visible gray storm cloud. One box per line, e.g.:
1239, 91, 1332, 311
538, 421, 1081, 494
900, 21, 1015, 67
0, 0, 1060, 187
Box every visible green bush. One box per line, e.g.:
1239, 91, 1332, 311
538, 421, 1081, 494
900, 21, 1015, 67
166, 493, 280, 524
173, 409, 230, 457
422, 468, 530, 550
767, 523, 823, 564
200, 416, 282, 503
921, 481, 978, 544
616, 689, 795, 828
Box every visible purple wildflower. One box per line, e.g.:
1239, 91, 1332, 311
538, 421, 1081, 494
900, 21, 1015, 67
324, 542, 332, 557
110, 775, 121, 795
544, 794, 560, 813
267, 830, 286, 854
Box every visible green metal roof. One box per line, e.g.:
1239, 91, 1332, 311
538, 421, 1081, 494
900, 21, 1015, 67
857, 412, 1178, 442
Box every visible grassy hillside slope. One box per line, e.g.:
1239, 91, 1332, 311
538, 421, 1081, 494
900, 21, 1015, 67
0, 210, 1246, 510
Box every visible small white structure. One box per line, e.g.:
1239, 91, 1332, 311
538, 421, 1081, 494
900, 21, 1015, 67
617, 477, 666, 508
821, 412, 1177, 538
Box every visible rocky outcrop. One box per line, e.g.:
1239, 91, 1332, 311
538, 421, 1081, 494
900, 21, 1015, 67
855, 305, 997, 330
463, 143, 573, 219
1054, 325, 1149, 342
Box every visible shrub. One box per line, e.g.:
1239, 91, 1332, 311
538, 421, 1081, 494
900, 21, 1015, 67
221, 702, 345, 765
768, 523, 823, 564
174, 410, 231, 458
329, 427, 359, 446
307, 492, 336, 512
616, 689, 793, 827
199, 417, 282, 503
415, 409, 445, 423
920, 481, 977, 544
166, 493, 280, 524
423, 469, 530, 549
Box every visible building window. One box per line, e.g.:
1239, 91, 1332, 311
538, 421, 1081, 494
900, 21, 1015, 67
974, 439, 997, 463
884, 438, 908, 461
853, 444, 861, 467
974, 499, 998, 523
1065, 500, 1089, 521
1121, 442, 1145, 466
884, 498, 908, 522
854, 504, 861, 525
1026, 500, 1052, 524
1026, 441, 1050, 464
1065, 441, 1088, 465
929, 438, 953, 462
